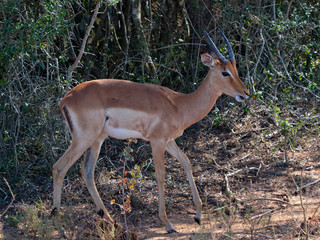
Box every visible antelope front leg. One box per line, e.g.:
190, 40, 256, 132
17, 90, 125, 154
166, 140, 202, 224
151, 140, 176, 233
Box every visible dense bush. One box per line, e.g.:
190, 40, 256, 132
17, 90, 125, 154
0, 0, 319, 182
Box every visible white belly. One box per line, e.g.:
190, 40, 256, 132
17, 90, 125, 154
103, 107, 162, 140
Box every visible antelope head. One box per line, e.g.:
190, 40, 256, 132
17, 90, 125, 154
201, 30, 250, 102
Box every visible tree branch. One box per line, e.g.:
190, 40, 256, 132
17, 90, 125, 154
0, 178, 15, 217
67, 2, 101, 79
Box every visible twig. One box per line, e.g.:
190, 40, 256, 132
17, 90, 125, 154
290, 173, 309, 238
277, 50, 320, 99
224, 174, 232, 195
121, 150, 129, 240
119, 1, 129, 78
67, 2, 101, 79
252, 28, 265, 80
300, 168, 309, 240
310, 202, 320, 220
0, 178, 15, 217
221, 233, 237, 239
250, 206, 284, 220
244, 198, 291, 205
151, 42, 205, 51
221, 128, 270, 137
234, 153, 251, 162
212, 205, 227, 212
0, 187, 8, 201
226, 167, 259, 177
234, 231, 273, 239
301, 178, 320, 190
257, 161, 264, 176
13, 117, 20, 175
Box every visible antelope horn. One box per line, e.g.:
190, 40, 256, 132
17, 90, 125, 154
219, 29, 235, 60
204, 31, 228, 63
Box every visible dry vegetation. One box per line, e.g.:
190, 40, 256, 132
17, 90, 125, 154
0, 0, 319, 239
1, 101, 319, 239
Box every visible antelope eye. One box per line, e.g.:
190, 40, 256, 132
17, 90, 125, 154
222, 71, 230, 77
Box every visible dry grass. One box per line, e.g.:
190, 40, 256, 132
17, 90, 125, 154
1, 102, 319, 239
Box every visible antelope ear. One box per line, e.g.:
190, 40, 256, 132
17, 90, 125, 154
201, 52, 215, 69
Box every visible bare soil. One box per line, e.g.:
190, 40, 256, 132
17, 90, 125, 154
1, 102, 320, 239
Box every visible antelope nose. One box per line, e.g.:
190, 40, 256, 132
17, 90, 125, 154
236, 91, 250, 102
236, 95, 245, 102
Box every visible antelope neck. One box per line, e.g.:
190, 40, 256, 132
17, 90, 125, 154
178, 70, 221, 129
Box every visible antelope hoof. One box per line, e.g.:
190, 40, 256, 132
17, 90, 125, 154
167, 228, 177, 234
51, 207, 59, 216
97, 209, 104, 217
194, 216, 201, 225
165, 222, 177, 233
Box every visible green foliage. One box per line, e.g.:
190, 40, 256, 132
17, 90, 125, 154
212, 108, 224, 127
0, 0, 73, 180
0, 2, 319, 230
0, 0, 71, 81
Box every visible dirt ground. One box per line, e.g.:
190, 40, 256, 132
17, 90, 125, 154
1, 102, 320, 239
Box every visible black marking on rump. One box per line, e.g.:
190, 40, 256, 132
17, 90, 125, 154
62, 106, 73, 133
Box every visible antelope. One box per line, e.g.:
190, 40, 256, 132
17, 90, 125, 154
52, 31, 249, 233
